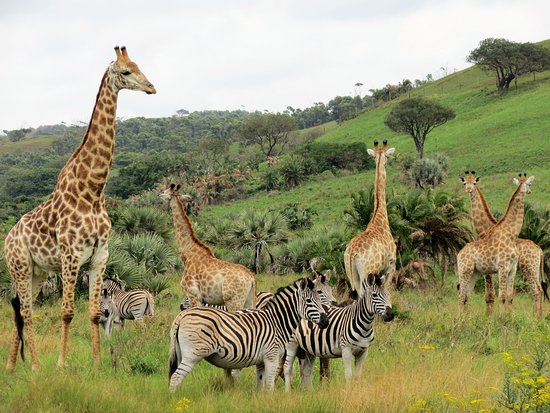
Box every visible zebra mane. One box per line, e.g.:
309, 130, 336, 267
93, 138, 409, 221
104, 277, 124, 290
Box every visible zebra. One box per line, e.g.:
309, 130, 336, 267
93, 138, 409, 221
168, 277, 329, 392
100, 278, 155, 336
284, 273, 394, 390
179, 271, 337, 311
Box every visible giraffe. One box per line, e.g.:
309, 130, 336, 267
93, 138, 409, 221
160, 183, 257, 311
344, 140, 396, 296
460, 171, 548, 316
5, 46, 155, 371
457, 173, 535, 314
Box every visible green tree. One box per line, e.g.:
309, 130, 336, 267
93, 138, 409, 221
239, 113, 296, 158
467, 38, 550, 93
384, 97, 455, 159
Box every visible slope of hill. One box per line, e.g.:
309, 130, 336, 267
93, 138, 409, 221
201, 56, 550, 224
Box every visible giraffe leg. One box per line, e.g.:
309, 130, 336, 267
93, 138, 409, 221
87, 244, 109, 365
6, 250, 40, 371
58, 254, 80, 368
319, 358, 330, 384
522, 264, 542, 317
483, 274, 495, 316
457, 262, 476, 311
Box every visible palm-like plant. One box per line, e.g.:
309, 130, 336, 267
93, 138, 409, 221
520, 202, 550, 273
343, 185, 376, 230
112, 205, 173, 243
228, 209, 288, 273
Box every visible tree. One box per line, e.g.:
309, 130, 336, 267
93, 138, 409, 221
239, 113, 296, 158
467, 38, 550, 94
384, 97, 455, 159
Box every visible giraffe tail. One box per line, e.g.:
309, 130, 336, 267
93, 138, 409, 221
11, 295, 25, 362
540, 254, 549, 301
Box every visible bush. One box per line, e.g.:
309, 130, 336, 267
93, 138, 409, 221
297, 141, 374, 174
278, 203, 318, 230
405, 156, 449, 188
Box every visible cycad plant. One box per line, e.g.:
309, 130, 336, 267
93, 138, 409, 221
112, 205, 173, 243
228, 209, 288, 273
520, 202, 550, 273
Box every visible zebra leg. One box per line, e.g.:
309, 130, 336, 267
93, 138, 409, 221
354, 348, 369, 378
256, 365, 265, 390
284, 340, 299, 391
169, 356, 201, 392
263, 358, 279, 392
300, 353, 315, 390
342, 347, 354, 382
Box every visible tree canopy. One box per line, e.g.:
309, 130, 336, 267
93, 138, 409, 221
467, 38, 550, 94
239, 113, 296, 158
384, 97, 455, 159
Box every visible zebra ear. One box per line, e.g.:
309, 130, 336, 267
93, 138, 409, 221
366, 273, 375, 286
306, 277, 315, 290
102, 288, 108, 298
375, 275, 383, 287
299, 278, 307, 291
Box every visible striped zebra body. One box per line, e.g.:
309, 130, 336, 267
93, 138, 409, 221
284, 274, 394, 390
168, 277, 329, 392
180, 271, 337, 312
100, 278, 155, 336
180, 291, 274, 312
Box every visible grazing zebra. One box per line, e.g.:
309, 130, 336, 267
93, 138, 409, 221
179, 271, 337, 311
168, 277, 329, 392
100, 278, 155, 336
284, 274, 394, 390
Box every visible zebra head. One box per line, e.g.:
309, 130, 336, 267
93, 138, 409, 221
311, 270, 337, 307
100, 288, 114, 321
363, 274, 394, 322
297, 278, 329, 329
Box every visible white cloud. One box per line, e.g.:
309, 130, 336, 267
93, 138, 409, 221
1, 0, 549, 130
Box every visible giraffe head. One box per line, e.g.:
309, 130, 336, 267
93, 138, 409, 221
109, 46, 156, 95
367, 140, 395, 165
159, 183, 193, 203
512, 173, 535, 194
460, 170, 480, 194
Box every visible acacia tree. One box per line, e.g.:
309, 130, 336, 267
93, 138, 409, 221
467, 38, 550, 94
384, 97, 455, 159
239, 113, 296, 158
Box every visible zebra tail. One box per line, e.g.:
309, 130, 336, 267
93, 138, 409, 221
11, 295, 25, 362
168, 318, 181, 380
146, 293, 155, 317
540, 254, 549, 301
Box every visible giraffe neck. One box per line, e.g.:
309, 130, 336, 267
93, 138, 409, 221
494, 184, 526, 237
170, 196, 213, 263
469, 186, 497, 238
371, 154, 389, 226
57, 67, 118, 197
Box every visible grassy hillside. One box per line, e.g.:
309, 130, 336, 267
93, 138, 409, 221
201, 59, 550, 226
0, 135, 58, 154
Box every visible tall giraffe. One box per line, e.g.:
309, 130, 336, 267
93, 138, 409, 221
461, 171, 548, 316
160, 183, 257, 311
5, 47, 155, 370
344, 140, 396, 296
457, 173, 535, 314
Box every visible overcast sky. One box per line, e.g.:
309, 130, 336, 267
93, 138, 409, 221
1, 0, 548, 131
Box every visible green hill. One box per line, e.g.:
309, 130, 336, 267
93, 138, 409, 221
201, 50, 550, 224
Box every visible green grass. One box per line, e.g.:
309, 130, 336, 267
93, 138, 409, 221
0, 275, 548, 413
0, 135, 59, 154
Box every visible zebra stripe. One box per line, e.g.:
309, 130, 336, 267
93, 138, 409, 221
284, 274, 394, 390
100, 278, 155, 336
168, 277, 329, 392
179, 272, 337, 311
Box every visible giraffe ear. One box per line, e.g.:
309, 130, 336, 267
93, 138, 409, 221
526, 176, 535, 185
385, 147, 395, 157
460, 177, 465, 183
512, 178, 520, 186
367, 149, 376, 158
475, 177, 480, 183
